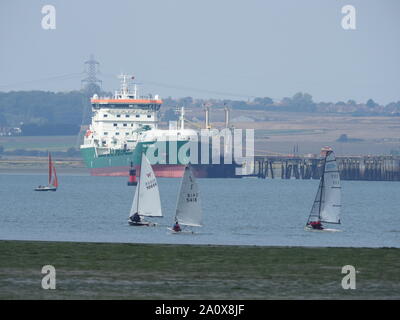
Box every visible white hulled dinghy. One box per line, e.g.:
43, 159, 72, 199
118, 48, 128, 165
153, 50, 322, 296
169, 165, 202, 234
305, 149, 342, 232
128, 153, 162, 226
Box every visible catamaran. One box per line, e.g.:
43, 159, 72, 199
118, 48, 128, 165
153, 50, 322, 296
169, 165, 202, 234
35, 153, 58, 191
128, 153, 162, 226
305, 149, 342, 232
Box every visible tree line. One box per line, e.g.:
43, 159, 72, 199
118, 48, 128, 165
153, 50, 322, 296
1, 90, 399, 136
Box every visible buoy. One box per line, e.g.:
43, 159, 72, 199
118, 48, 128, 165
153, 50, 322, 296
127, 162, 137, 186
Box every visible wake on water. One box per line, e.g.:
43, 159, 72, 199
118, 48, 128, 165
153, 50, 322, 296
304, 226, 342, 233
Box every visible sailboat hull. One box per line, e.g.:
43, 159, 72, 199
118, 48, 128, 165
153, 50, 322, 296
34, 187, 57, 192
128, 220, 156, 227
304, 226, 342, 232
167, 227, 195, 234
36, 153, 58, 191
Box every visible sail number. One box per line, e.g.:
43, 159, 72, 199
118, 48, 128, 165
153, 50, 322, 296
145, 179, 157, 190
332, 173, 340, 185
186, 193, 199, 202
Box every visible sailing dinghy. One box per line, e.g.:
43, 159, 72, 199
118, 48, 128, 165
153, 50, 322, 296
169, 165, 202, 234
35, 153, 58, 191
305, 149, 342, 232
128, 153, 162, 226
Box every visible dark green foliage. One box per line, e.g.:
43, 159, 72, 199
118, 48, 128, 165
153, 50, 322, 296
0, 112, 7, 126
282, 92, 316, 112
0, 90, 86, 127
254, 97, 273, 105
336, 134, 364, 143
0, 90, 398, 130
366, 99, 378, 108
161, 108, 178, 121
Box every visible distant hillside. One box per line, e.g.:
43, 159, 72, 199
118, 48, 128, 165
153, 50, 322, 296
1, 90, 399, 136
163, 94, 400, 116
0, 90, 88, 125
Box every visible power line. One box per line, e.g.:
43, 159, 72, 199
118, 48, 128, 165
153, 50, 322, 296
0, 72, 84, 89
142, 80, 258, 100
100, 72, 258, 100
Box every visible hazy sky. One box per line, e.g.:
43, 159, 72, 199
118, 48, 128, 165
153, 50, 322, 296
0, 0, 399, 104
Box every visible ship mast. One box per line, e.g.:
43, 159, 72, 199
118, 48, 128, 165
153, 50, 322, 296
179, 106, 185, 130
117, 74, 137, 99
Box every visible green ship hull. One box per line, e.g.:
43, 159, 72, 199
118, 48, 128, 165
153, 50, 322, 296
81, 141, 239, 178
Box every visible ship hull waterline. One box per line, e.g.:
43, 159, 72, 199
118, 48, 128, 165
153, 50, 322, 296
81, 145, 239, 178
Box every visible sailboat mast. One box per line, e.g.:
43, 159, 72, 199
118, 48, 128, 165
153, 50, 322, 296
318, 155, 327, 220
48, 153, 52, 185
136, 152, 143, 214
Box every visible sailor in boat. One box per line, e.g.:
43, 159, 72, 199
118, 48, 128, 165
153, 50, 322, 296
308, 220, 324, 230
130, 212, 141, 224
172, 221, 182, 232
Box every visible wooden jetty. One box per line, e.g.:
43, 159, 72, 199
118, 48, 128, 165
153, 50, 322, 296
251, 155, 400, 181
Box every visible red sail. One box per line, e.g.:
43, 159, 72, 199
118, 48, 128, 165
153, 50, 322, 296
48, 153, 52, 185
52, 164, 58, 188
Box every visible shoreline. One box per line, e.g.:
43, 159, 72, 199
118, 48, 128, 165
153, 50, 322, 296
0, 238, 398, 249
0, 156, 87, 174
0, 167, 89, 175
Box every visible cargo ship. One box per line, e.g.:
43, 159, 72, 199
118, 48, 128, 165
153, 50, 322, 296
80, 75, 238, 177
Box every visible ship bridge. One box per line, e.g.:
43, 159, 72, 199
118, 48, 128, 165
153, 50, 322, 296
91, 98, 162, 111
91, 74, 162, 110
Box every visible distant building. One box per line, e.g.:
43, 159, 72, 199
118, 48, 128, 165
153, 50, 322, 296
0, 127, 22, 136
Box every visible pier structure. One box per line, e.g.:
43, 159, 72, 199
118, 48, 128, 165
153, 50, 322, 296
251, 155, 400, 181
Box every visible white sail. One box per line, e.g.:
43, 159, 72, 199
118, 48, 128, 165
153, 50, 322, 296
307, 150, 341, 224
129, 184, 139, 218
320, 151, 341, 224
129, 153, 162, 218
307, 179, 323, 223
175, 166, 202, 227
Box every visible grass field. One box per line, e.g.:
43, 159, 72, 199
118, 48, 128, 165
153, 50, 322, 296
0, 240, 399, 299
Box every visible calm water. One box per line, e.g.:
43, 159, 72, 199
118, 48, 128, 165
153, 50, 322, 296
0, 173, 399, 247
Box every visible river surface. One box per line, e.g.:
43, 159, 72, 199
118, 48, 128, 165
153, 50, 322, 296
0, 173, 399, 247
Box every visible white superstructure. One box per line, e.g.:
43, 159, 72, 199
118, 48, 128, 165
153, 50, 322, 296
81, 75, 196, 156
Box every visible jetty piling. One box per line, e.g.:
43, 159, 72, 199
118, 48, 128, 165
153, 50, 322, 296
251, 155, 400, 181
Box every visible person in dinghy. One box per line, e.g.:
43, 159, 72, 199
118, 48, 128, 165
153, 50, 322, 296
127, 153, 163, 227
129, 212, 154, 226
307, 220, 324, 230
172, 221, 182, 232
130, 212, 141, 224
304, 148, 342, 232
